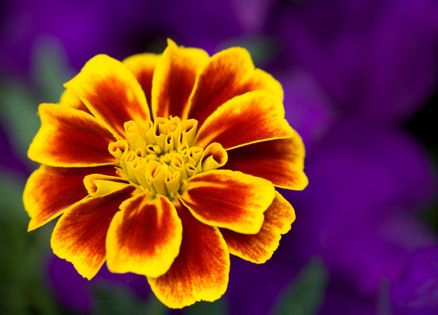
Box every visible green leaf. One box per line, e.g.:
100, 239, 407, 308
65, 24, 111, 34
31, 35, 73, 102
272, 258, 328, 315
92, 282, 168, 315
184, 299, 229, 315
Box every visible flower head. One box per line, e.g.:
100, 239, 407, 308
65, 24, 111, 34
23, 39, 307, 308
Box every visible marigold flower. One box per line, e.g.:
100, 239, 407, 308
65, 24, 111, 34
23, 39, 308, 308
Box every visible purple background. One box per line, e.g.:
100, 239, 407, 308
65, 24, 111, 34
0, 0, 437, 314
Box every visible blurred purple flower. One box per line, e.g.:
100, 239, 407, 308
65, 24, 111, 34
317, 279, 376, 315
0, 0, 273, 75
226, 118, 436, 315
391, 246, 438, 315
275, 0, 438, 122
1, 0, 140, 73
279, 71, 335, 150
1, 0, 436, 314
227, 255, 301, 315
285, 120, 436, 294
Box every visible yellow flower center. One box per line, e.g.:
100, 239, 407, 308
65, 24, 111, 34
108, 116, 227, 200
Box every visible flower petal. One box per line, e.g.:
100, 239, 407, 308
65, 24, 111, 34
123, 53, 160, 107
151, 39, 209, 119
195, 91, 294, 149
59, 89, 90, 113
148, 205, 229, 308
23, 165, 117, 231
28, 104, 116, 167
221, 192, 295, 263
188, 47, 283, 127
83, 173, 130, 197
180, 170, 275, 234
106, 193, 182, 278
64, 54, 150, 137
50, 186, 135, 280
226, 136, 308, 190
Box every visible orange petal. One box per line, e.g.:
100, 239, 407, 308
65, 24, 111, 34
51, 186, 135, 280
221, 192, 295, 263
226, 136, 308, 190
148, 205, 229, 308
123, 53, 160, 107
64, 54, 150, 137
195, 91, 294, 149
242, 68, 283, 101
23, 165, 117, 231
188, 47, 283, 127
151, 39, 209, 119
180, 170, 275, 234
106, 194, 182, 278
28, 104, 114, 167
28, 104, 116, 167
59, 89, 90, 113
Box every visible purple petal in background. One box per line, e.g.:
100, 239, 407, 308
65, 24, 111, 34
279, 70, 336, 150
282, 120, 436, 295
227, 256, 300, 315
317, 279, 376, 315
0, 0, 269, 75
391, 246, 438, 315
276, 0, 438, 122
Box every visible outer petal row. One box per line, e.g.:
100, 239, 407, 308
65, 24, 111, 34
28, 104, 116, 167
50, 185, 135, 280
46, 183, 231, 309
123, 53, 160, 107
226, 136, 308, 190
23, 165, 118, 231
195, 91, 294, 149
59, 89, 90, 113
221, 192, 296, 263
64, 54, 150, 137
148, 204, 230, 309
152, 39, 209, 119
188, 47, 283, 127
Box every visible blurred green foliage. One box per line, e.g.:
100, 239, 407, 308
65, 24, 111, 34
0, 81, 39, 160
272, 259, 328, 315
219, 36, 278, 68
185, 299, 228, 315
93, 282, 167, 315
31, 36, 73, 102
0, 171, 60, 315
